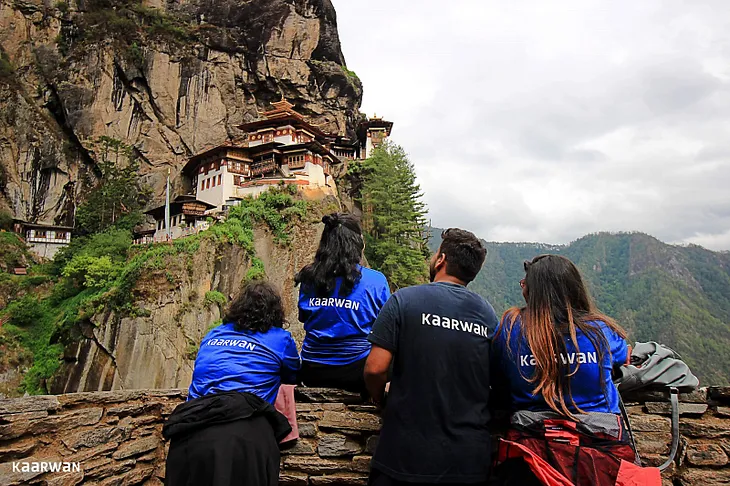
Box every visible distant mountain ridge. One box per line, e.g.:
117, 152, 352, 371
428, 229, 730, 385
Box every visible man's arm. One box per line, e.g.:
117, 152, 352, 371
364, 345, 393, 406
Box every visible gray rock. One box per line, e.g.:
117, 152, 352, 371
112, 436, 161, 460
298, 422, 317, 438
645, 402, 708, 416
0, 396, 60, 414
295, 388, 363, 404
686, 443, 729, 466
62, 426, 133, 450
0, 439, 37, 462
319, 411, 381, 433
281, 439, 317, 455
310, 475, 368, 485
318, 433, 363, 457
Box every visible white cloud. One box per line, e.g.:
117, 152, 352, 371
333, 0, 730, 251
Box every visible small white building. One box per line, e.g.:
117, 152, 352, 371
142, 195, 215, 242
13, 221, 73, 259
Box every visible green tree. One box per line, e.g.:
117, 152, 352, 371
350, 142, 429, 289
75, 137, 151, 234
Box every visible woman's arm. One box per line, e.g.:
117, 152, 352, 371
281, 335, 302, 384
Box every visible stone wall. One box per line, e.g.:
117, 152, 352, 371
1, 387, 730, 486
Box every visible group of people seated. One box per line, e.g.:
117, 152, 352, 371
162, 212, 646, 486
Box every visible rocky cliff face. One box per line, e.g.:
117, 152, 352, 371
0, 0, 362, 224
50, 219, 324, 394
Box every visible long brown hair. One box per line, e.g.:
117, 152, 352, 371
499, 254, 627, 417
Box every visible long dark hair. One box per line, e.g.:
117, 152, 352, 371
224, 281, 286, 333
499, 254, 628, 417
295, 212, 363, 297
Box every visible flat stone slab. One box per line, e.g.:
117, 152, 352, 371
318, 433, 363, 457
0, 396, 60, 415
295, 388, 363, 404
686, 443, 729, 467
310, 475, 368, 485
645, 402, 708, 416
622, 388, 707, 404
319, 411, 381, 432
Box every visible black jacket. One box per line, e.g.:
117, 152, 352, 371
163, 391, 292, 443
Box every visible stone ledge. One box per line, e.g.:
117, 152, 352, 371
0, 387, 729, 486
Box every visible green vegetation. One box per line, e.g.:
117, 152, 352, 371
204, 290, 226, 307
0, 184, 307, 394
0, 232, 34, 272
0, 210, 12, 230
0, 49, 14, 82
2, 296, 64, 394
75, 137, 152, 235
54, 1, 69, 14
341, 66, 359, 81
349, 143, 429, 289
429, 229, 730, 385
55, 0, 194, 58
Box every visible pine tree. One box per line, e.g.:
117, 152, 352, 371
75, 137, 151, 234
349, 142, 429, 289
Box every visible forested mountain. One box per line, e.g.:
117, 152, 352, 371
428, 229, 730, 385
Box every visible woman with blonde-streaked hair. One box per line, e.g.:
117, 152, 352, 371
490, 254, 642, 485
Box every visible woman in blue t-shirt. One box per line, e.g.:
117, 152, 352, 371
295, 213, 390, 393
164, 281, 301, 486
490, 255, 633, 485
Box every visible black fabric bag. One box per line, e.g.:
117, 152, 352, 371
614, 342, 700, 472
163, 391, 292, 486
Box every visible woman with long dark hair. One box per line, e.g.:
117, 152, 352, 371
163, 281, 301, 486
295, 212, 390, 392
491, 255, 640, 485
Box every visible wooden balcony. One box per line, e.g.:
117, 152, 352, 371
250, 160, 277, 176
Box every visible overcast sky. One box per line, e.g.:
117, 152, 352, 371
332, 0, 730, 251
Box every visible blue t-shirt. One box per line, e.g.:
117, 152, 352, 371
299, 266, 390, 366
188, 322, 301, 404
492, 313, 628, 414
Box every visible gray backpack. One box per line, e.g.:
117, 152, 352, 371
614, 342, 700, 471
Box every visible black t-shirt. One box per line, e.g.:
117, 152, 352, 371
368, 281, 499, 483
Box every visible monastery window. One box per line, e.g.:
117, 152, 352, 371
36, 230, 47, 238
200, 180, 205, 191
158, 220, 162, 230
206, 178, 211, 189
212, 177, 216, 187
199, 166, 204, 174
218, 174, 222, 185
57, 232, 66, 239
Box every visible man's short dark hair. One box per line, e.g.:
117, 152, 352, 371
224, 281, 286, 333
439, 228, 487, 283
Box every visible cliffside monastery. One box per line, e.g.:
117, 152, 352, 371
139, 99, 392, 242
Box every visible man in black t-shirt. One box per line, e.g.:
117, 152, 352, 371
365, 228, 498, 486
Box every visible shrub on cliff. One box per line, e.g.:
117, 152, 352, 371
0, 209, 12, 230
7, 295, 44, 327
